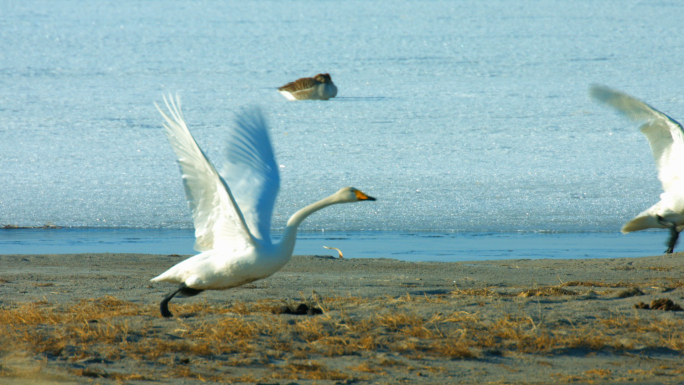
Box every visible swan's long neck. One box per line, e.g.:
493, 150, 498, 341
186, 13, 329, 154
279, 195, 338, 254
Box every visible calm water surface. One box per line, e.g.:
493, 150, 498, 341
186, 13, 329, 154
0, 229, 667, 262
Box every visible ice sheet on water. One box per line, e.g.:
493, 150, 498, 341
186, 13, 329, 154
1, 1, 683, 232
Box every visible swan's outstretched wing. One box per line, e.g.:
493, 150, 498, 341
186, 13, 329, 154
590, 85, 684, 192
219, 108, 280, 242
156, 95, 255, 252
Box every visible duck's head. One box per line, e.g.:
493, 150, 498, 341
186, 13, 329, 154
334, 187, 376, 203
314, 73, 333, 83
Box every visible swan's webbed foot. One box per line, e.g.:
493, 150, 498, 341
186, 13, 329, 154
160, 283, 204, 318
657, 215, 681, 254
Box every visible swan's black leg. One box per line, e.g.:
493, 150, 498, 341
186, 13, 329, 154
665, 228, 680, 254
160, 286, 182, 318
657, 215, 680, 254
160, 283, 204, 318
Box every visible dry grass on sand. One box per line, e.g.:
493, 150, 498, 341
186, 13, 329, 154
1, 253, 684, 383
1, 285, 684, 383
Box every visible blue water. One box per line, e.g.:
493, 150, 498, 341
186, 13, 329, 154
0, 228, 667, 262
1, 1, 683, 258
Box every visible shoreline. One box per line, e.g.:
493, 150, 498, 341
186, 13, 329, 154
1, 253, 683, 383
0, 229, 669, 261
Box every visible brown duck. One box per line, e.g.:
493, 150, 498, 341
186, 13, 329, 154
278, 73, 338, 100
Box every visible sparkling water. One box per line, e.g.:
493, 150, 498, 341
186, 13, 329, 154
1, 1, 683, 256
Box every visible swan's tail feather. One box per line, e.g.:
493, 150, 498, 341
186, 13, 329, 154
151, 270, 178, 284
150, 274, 167, 283
621, 215, 660, 233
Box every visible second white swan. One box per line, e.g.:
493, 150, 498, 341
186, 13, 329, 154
591, 85, 684, 254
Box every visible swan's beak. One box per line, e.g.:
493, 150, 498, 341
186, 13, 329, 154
355, 190, 376, 201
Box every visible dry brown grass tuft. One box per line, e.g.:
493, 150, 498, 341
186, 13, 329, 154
617, 287, 644, 298
518, 286, 577, 297
561, 281, 637, 288
70, 367, 148, 381
349, 361, 387, 374
586, 368, 612, 377
376, 312, 426, 333
278, 360, 351, 381
667, 280, 684, 288
552, 369, 614, 382
164, 299, 279, 318
428, 338, 476, 359
451, 287, 501, 297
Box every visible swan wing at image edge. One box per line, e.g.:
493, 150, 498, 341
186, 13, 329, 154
590, 85, 684, 193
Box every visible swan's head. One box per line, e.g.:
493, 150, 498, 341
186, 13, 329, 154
333, 187, 376, 203
314, 73, 333, 83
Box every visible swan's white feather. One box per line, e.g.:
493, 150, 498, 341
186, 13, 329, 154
219, 108, 280, 242
590, 85, 684, 192
590, 85, 684, 232
155, 95, 255, 252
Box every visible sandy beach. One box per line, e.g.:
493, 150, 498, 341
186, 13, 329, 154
1, 252, 683, 384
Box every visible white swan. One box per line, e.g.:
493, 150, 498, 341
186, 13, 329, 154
278, 73, 338, 101
590, 85, 684, 253
153, 95, 375, 317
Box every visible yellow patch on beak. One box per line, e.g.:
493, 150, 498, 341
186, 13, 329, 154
355, 190, 376, 201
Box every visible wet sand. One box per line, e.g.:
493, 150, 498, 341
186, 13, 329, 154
1, 252, 683, 384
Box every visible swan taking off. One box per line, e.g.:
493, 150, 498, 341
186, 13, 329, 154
278, 73, 338, 101
590, 85, 684, 253
153, 95, 375, 317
